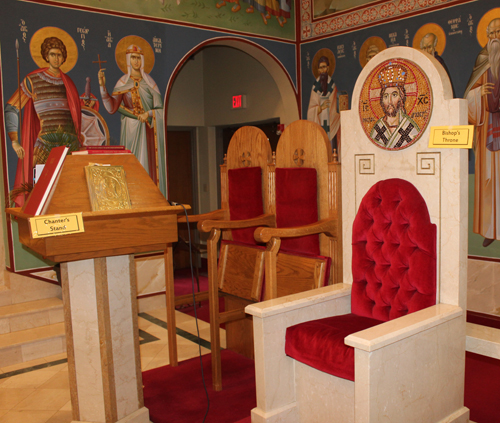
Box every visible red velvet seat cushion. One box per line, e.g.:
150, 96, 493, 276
228, 167, 264, 244
275, 168, 319, 255
285, 314, 382, 381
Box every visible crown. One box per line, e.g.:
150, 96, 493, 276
378, 63, 407, 89
126, 44, 144, 55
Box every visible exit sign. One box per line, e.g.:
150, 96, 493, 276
232, 95, 247, 109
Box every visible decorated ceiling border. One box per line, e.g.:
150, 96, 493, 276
300, 0, 474, 40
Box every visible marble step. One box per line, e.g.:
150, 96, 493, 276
0, 285, 11, 307
0, 322, 66, 367
0, 297, 64, 334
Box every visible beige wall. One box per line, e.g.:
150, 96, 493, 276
202, 46, 285, 126
167, 51, 205, 127
166, 46, 285, 128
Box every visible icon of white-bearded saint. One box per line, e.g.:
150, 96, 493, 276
465, 17, 500, 247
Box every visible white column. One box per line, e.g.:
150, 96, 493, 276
62, 255, 151, 423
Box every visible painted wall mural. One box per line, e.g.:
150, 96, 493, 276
98, 36, 167, 196
5, 28, 84, 207
301, 0, 500, 260
306, 48, 341, 151
300, 0, 466, 41
464, 10, 500, 249
0, 0, 297, 272
359, 36, 386, 68
43, 0, 295, 41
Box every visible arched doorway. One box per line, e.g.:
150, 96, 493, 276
165, 38, 299, 268
166, 37, 299, 208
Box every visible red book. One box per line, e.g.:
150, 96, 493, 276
23, 146, 69, 216
79, 145, 125, 150
72, 149, 132, 155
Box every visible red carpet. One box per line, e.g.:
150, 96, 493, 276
174, 268, 210, 324
174, 268, 208, 297
175, 268, 225, 325
143, 350, 255, 423
171, 270, 500, 422
465, 351, 500, 423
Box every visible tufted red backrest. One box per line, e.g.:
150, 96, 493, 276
275, 168, 320, 256
228, 167, 264, 244
351, 179, 436, 321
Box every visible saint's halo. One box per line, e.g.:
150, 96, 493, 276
412, 23, 447, 56
30, 27, 78, 74
477, 8, 500, 47
311, 48, 335, 79
115, 36, 155, 75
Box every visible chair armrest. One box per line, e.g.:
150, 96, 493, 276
245, 283, 351, 319
254, 217, 337, 243
345, 304, 463, 352
248, 284, 352, 416
177, 209, 225, 223
198, 213, 275, 233
466, 322, 500, 359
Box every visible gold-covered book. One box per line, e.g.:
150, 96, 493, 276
85, 165, 132, 211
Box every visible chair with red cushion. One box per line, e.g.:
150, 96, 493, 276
199, 121, 343, 391
198, 126, 274, 391
246, 46, 469, 423
166, 127, 273, 371
256, 119, 343, 301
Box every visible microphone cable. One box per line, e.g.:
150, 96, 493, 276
171, 201, 210, 422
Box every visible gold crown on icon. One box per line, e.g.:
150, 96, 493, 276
378, 63, 408, 89
126, 44, 144, 55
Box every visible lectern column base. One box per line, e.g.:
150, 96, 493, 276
62, 255, 149, 423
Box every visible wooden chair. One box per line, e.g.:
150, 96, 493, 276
199, 120, 343, 391
164, 127, 271, 369
197, 126, 274, 391
255, 119, 343, 302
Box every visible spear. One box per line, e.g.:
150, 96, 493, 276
16, 39, 26, 201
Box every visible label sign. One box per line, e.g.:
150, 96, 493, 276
429, 126, 474, 149
29, 213, 85, 239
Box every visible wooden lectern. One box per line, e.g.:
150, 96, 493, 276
6, 154, 184, 423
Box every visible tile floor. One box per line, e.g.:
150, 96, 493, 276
0, 307, 223, 423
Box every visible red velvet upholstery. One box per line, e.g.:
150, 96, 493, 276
228, 167, 264, 244
275, 168, 320, 255
351, 178, 437, 321
285, 314, 382, 381
285, 179, 437, 381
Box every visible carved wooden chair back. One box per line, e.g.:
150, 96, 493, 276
262, 120, 342, 299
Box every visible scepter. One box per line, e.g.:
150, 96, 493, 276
15, 39, 26, 201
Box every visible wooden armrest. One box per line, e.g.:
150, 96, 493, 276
345, 304, 463, 352
254, 217, 337, 243
245, 284, 351, 318
198, 213, 276, 233
177, 209, 225, 223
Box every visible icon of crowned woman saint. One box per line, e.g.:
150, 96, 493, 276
98, 36, 166, 197
4, 27, 81, 206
